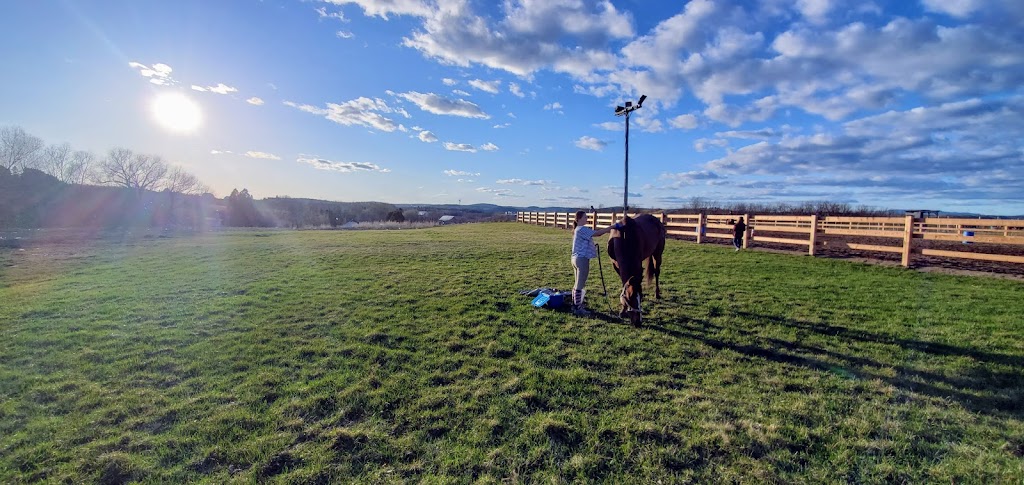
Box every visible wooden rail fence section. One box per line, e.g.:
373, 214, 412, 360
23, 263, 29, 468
516, 211, 1024, 267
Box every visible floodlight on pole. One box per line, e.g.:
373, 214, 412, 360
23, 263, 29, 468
613, 94, 647, 213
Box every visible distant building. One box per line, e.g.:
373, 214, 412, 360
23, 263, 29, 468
438, 215, 456, 225
418, 211, 428, 216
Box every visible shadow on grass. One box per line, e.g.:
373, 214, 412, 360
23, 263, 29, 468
644, 310, 1023, 419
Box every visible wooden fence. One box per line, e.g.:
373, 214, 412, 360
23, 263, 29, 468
516, 211, 1024, 267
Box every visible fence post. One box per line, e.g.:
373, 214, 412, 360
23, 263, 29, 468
808, 214, 818, 256
697, 212, 705, 244
591, 210, 598, 230
743, 213, 751, 249
611, 212, 618, 228
901, 214, 914, 267
660, 212, 667, 225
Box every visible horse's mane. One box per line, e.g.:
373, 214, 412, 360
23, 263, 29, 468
617, 214, 631, 239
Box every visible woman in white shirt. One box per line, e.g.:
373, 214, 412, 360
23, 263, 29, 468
571, 210, 620, 316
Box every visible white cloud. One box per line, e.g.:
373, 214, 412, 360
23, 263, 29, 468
669, 114, 698, 130
796, 0, 834, 24
443, 142, 477, 152
716, 128, 779, 139
442, 78, 458, 86
316, 6, 348, 22
468, 79, 501, 93
246, 97, 265, 106
496, 178, 549, 186
207, 83, 238, 95
191, 82, 238, 95
509, 82, 525, 97
480, 142, 499, 151
635, 117, 664, 133
395, 0, 626, 78
297, 157, 391, 173
129, 61, 175, 85
575, 136, 607, 151
656, 170, 721, 189
322, 0, 432, 19
694, 138, 729, 152
493, 122, 511, 129
595, 121, 622, 131
920, 0, 985, 18
210, 149, 232, 155
444, 170, 480, 176
543, 102, 563, 110
396, 91, 490, 118
452, 89, 471, 97
337, 31, 356, 39
245, 151, 281, 160
418, 130, 439, 142
284, 97, 407, 132
701, 97, 1024, 203
476, 187, 521, 197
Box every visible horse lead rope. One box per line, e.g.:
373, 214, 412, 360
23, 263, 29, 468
595, 242, 614, 317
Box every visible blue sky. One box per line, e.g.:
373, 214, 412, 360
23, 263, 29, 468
1, 0, 1022, 214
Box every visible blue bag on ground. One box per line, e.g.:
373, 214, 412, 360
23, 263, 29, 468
531, 289, 564, 308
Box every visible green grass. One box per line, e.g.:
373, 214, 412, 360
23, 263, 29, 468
1, 223, 1022, 483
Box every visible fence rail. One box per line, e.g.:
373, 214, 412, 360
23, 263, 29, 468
516, 211, 1024, 267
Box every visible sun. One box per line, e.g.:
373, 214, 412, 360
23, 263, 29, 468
151, 92, 202, 133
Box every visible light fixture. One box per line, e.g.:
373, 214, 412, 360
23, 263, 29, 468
613, 94, 647, 212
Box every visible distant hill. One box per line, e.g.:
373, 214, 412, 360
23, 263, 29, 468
395, 203, 581, 214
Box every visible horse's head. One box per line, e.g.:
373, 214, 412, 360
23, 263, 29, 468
619, 276, 643, 326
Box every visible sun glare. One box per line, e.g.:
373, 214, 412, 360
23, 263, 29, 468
151, 92, 202, 133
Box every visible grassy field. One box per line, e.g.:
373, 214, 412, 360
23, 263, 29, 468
1, 223, 1022, 483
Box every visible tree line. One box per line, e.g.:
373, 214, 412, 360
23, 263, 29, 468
1, 126, 216, 229
0, 126, 419, 229
626, 197, 901, 217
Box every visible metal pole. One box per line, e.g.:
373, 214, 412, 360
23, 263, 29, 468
624, 110, 630, 213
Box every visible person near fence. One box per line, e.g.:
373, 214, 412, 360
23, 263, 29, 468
571, 210, 620, 316
733, 217, 746, 251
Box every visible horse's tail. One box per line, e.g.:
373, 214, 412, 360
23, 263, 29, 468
645, 255, 656, 285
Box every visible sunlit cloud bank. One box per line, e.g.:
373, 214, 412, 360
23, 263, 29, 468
297, 157, 391, 173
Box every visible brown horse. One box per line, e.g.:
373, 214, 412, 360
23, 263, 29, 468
606, 214, 666, 326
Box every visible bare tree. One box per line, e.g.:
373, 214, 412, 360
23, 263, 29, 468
0, 126, 44, 173
41, 142, 78, 183
98, 147, 168, 194
162, 166, 208, 227
163, 166, 207, 195
70, 150, 96, 185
